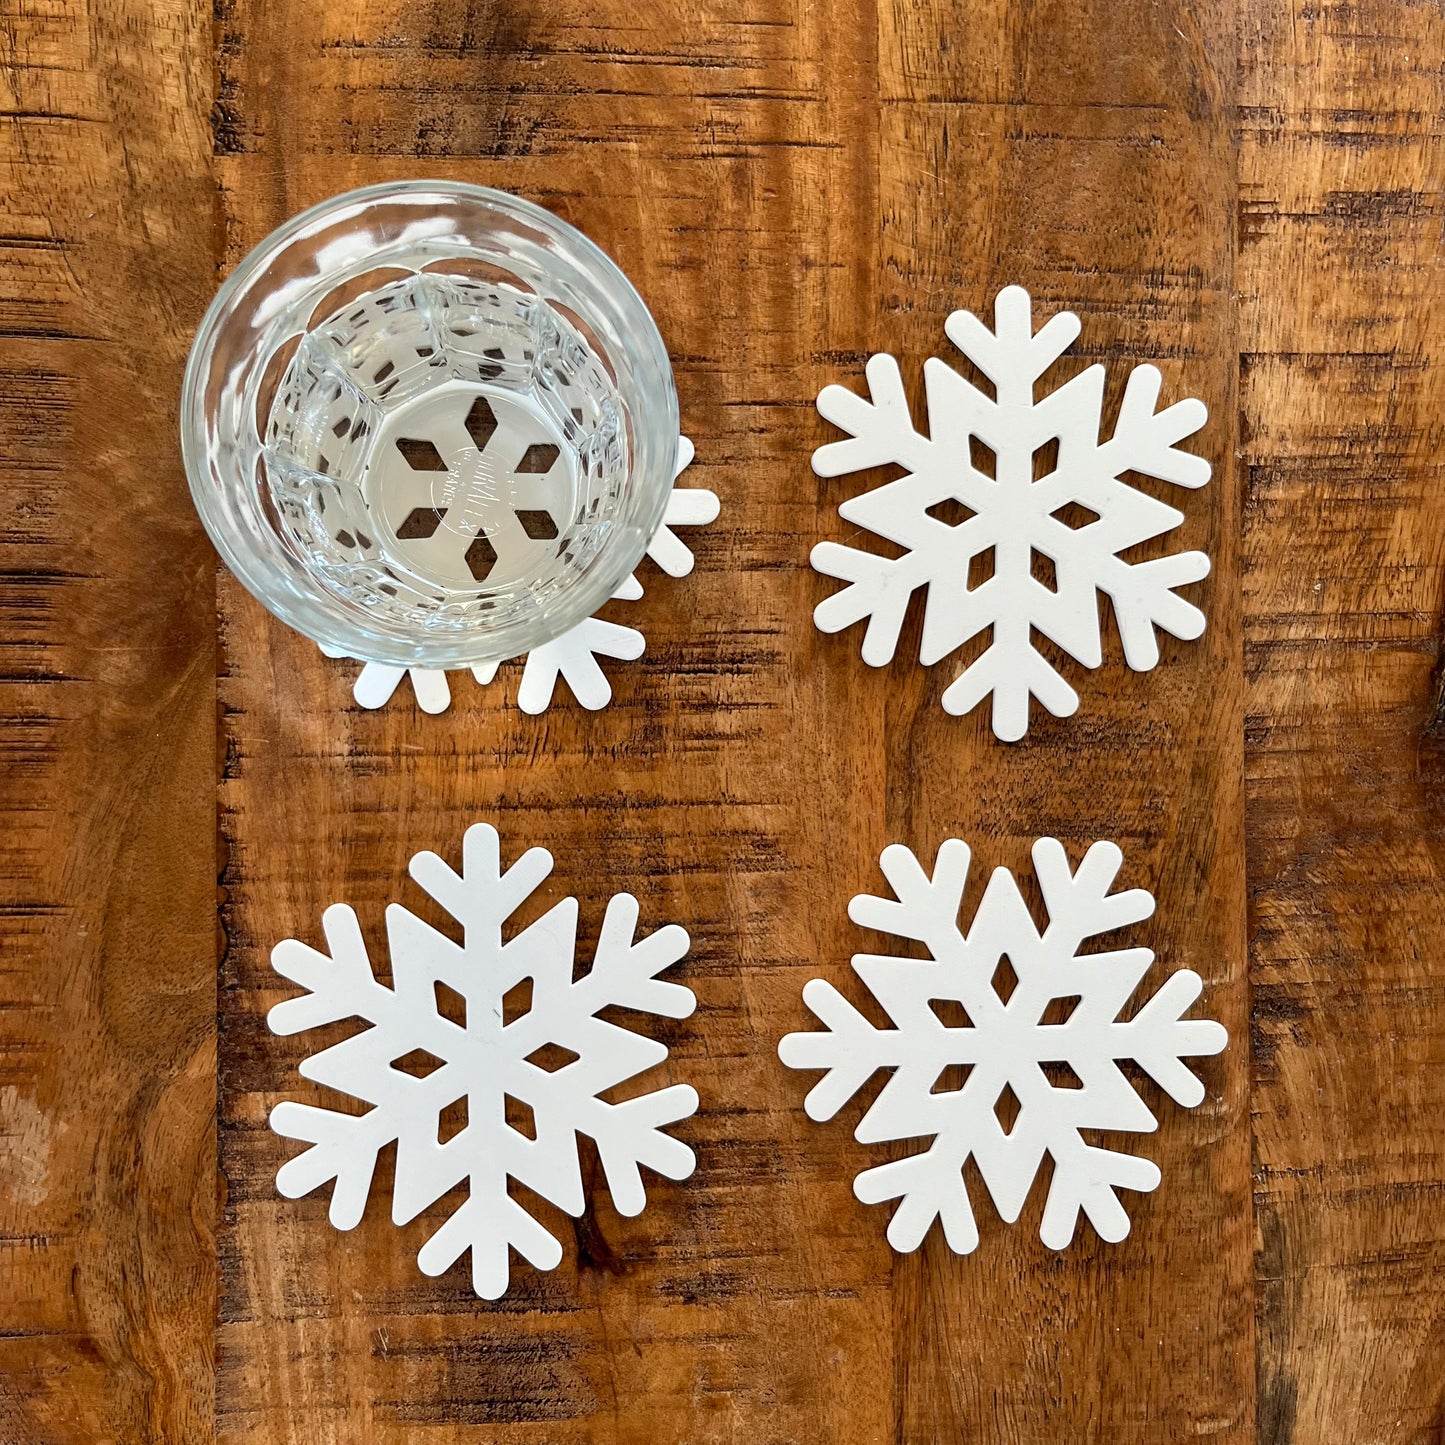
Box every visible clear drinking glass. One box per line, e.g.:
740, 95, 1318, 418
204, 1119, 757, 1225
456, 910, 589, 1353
181, 181, 679, 669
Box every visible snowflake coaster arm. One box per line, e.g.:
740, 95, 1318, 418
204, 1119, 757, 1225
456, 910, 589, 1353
268, 902, 412, 1229
267, 822, 699, 1299
645, 435, 721, 578
471, 612, 646, 714
809, 287, 1212, 739
779, 837, 1227, 1254
1077, 364, 1211, 671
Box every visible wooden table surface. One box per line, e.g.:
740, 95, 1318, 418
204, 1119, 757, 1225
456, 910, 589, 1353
1, 0, 1442, 1440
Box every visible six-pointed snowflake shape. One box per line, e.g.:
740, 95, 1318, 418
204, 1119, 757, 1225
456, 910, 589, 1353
267, 823, 699, 1299
810, 286, 1212, 740
778, 837, 1226, 1253
322, 435, 718, 715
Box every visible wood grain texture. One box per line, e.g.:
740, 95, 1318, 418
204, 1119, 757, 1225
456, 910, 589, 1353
212, 1, 1248, 1441
1239, 2, 1445, 1442
0, 0, 217, 1441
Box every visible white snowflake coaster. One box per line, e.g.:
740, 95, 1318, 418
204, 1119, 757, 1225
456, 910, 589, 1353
266, 823, 699, 1299
810, 287, 1212, 740
321, 435, 718, 715
778, 837, 1226, 1253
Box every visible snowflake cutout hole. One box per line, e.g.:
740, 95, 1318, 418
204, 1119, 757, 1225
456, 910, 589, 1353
779, 837, 1226, 1253
810, 286, 1212, 740
321, 434, 719, 715
267, 823, 699, 1299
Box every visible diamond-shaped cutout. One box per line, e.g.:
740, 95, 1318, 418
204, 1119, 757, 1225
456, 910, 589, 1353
1032, 436, 1060, 481
434, 980, 466, 1028
516, 509, 559, 541
969, 436, 996, 479
506, 1094, 537, 1140
396, 507, 445, 541
464, 396, 498, 450
1039, 993, 1081, 1027
991, 954, 1018, 1005
994, 1082, 1022, 1133
967, 545, 995, 591
1030, 548, 1058, 593
1042, 1061, 1085, 1091
438, 1094, 468, 1143
1051, 501, 1101, 531
501, 977, 532, 1027
516, 442, 560, 474
925, 497, 977, 528
928, 998, 972, 1029
396, 436, 448, 471
930, 1061, 974, 1095
525, 1042, 580, 1073
391, 1047, 446, 1080
464, 534, 498, 582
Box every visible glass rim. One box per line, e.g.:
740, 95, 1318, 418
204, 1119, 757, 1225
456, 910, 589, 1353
181, 179, 680, 669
